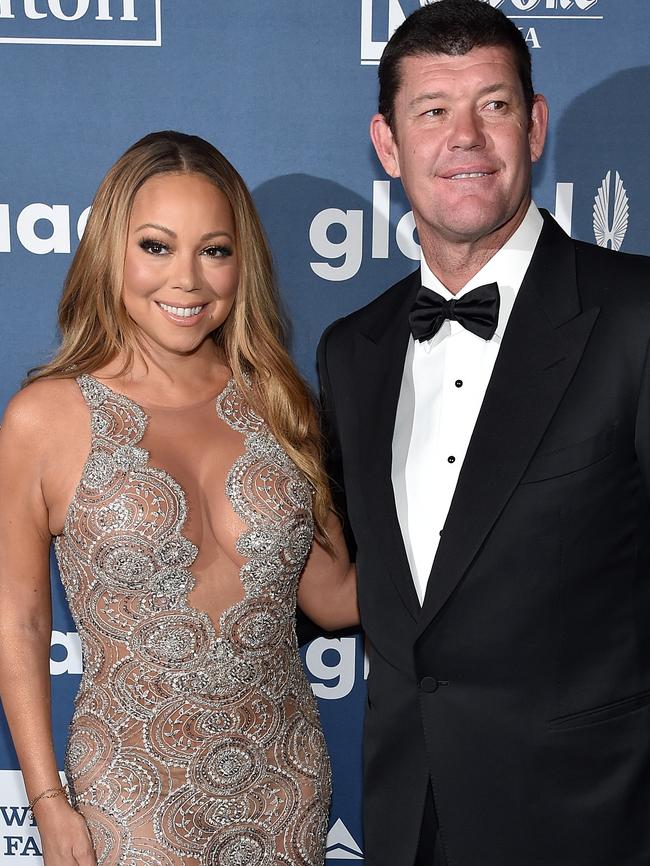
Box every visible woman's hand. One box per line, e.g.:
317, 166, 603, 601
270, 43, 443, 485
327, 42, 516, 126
35, 797, 96, 866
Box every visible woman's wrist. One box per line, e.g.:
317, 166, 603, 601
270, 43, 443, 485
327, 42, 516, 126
28, 784, 69, 818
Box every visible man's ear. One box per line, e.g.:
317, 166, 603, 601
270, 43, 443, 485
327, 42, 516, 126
370, 113, 401, 178
528, 93, 549, 164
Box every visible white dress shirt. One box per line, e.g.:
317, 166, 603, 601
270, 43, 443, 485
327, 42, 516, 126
391, 203, 544, 604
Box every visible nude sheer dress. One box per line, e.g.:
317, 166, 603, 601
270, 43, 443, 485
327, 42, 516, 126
53, 374, 331, 866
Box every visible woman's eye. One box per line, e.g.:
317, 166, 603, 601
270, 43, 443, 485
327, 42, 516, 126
202, 245, 232, 258
139, 238, 169, 255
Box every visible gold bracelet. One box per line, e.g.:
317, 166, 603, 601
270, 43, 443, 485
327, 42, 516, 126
28, 785, 68, 814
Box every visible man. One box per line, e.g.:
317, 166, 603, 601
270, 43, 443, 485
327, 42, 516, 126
317, 2, 650, 865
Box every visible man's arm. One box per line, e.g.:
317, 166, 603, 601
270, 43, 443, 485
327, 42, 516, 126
634, 333, 650, 492
317, 320, 357, 560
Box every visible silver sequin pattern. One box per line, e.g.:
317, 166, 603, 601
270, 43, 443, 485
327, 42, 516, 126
54, 375, 331, 866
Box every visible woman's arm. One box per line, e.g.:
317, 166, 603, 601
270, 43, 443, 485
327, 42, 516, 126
297, 511, 358, 631
0, 389, 96, 866
297, 325, 359, 632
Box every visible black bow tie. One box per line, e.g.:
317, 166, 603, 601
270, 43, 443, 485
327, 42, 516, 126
409, 282, 500, 342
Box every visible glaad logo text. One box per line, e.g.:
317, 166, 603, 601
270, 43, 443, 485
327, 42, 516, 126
0, 202, 90, 254
310, 180, 575, 281
306, 637, 368, 700
0, 0, 161, 46
50, 631, 82, 676
50, 630, 366, 696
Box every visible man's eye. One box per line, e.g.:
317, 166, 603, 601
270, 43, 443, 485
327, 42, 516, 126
139, 238, 169, 255
424, 107, 445, 117
202, 245, 232, 258
487, 100, 507, 111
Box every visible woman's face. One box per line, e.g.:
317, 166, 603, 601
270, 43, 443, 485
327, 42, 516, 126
122, 171, 239, 358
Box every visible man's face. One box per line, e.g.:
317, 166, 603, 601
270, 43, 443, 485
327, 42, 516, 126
371, 45, 548, 250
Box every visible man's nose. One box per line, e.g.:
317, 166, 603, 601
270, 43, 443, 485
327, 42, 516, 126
448, 110, 486, 150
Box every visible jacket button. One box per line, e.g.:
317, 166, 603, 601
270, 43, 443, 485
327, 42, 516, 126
420, 676, 439, 693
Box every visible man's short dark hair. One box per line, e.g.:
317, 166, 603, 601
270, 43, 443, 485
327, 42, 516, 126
378, 0, 534, 130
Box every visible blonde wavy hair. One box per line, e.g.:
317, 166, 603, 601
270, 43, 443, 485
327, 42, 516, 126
28, 131, 333, 548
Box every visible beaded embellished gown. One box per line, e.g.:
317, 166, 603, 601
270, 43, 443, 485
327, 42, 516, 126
54, 374, 331, 866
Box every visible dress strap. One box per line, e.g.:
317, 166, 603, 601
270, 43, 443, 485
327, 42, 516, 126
216, 379, 265, 435
76, 374, 148, 452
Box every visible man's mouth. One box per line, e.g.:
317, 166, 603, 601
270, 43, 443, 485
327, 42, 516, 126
446, 171, 494, 180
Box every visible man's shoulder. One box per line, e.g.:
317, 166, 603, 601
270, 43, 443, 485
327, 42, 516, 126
539, 209, 650, 289
573, 235, 650, 281
319, 267, 419, 351
571, 237, 650, 317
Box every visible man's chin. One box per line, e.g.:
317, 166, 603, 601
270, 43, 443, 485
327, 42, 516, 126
426, 204, 525, 247
439, 219, 504, 246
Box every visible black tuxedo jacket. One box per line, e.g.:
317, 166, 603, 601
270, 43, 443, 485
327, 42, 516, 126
317, 211, 650, 866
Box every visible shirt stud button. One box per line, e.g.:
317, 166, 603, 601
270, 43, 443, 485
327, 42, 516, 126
455, 379, 463, 388
448, 456, 456, 464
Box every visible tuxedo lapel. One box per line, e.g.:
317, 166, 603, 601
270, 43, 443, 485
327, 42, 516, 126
417, 213, 600, 633
355, 270, 422, 620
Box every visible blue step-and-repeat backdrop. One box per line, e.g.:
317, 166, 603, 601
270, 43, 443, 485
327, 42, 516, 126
0, 0, 648, 861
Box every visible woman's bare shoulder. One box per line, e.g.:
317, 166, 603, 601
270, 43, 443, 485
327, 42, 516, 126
1, 377, 87, 445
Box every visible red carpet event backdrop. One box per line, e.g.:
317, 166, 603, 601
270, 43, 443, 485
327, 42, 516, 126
0, 0, 648, 861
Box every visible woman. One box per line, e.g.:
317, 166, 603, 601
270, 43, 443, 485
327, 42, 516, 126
0, 131, 357, 866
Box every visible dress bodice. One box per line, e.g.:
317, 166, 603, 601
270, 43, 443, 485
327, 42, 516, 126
53, 374, 329, 866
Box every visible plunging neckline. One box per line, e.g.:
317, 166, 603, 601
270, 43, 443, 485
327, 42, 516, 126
59, 373, 252, 644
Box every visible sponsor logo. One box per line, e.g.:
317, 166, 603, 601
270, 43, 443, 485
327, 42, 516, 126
306, 637, 368, 700
326, 818, 364, 860
0, 771, 43, 859
0, 0, 161, 46
309, 180, 575, 281
593, 170, 629, 251
360, 0, 603, 64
